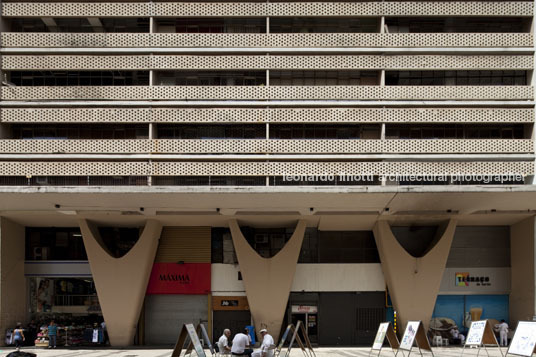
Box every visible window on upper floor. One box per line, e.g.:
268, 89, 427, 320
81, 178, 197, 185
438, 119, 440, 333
270, 17, 380, 33
155, 18, 266, 33
12, 124, 149, 139
157, 124, 265, 139
270, 71, 380, 86
269, 124, 381, 139
385, 124, 527, 139
155, 71, 266, 86
9, 17, 150, 33
8, 71, 150, 86
385, 17, 532, 33
385, 71, 527, 86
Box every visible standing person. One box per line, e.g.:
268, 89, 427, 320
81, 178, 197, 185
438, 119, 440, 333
252, 329, 275, 357
13, 323, 25, 352
47, 320, 57, 349
496, 320, 509, 347
27, 320, 37, 346
218, 329, 232, 354
231, 328, 253, 357
101, 320, 108, 345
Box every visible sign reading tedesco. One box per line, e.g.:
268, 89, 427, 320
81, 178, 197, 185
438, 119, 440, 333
147, 263, 211, 294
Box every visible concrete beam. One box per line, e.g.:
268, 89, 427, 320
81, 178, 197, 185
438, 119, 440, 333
1, 100, 534, 108
1, 47, 533, 55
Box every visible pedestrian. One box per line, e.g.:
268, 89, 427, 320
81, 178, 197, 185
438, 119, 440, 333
495, 319, 509, 347
13, 322, 25, 351
47, 320, 57, 349
231, 328, 253, 357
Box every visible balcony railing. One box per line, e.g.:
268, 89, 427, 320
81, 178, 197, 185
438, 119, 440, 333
1, 33, 532, 48
0, 139, 533, 154
1, 86, 533, 101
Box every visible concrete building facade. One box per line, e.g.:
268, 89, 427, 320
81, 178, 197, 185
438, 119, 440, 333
0, 0, 534, 348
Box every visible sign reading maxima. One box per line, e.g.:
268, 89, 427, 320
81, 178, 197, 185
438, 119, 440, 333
146, 263, 211, 294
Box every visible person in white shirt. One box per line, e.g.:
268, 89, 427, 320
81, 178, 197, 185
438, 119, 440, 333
231, 329, 253, 356
495, 320, 509, 347
252, 329, 275, 357
218, 329, 232, 354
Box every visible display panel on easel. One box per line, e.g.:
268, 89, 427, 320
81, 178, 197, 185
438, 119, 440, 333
507, 322, 536, 357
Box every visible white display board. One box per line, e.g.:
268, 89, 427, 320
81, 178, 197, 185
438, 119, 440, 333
373, 323, 389, 350
508, 322, 536, 357
400, 321, 420, 350
466, 321, 487, 346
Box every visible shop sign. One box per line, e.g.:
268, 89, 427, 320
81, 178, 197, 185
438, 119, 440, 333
213, 296, 249, 311
455, 272, 491, 287
147, 263, 210, 294
291, 305, 318, 314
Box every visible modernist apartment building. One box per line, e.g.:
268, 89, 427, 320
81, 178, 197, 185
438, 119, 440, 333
0, 0, 534, 348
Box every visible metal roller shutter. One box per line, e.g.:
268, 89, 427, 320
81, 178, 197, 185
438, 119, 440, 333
156, 227, 211, 263
145, 295, 208, 345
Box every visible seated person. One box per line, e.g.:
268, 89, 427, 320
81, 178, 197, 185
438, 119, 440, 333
218, 329, 232, 354
231, 328, 253, 357
252, 329, 275, 357
450, 328, 465, 345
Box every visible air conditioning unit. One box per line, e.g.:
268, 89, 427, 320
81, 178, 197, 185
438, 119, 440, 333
33, 247, 49, 260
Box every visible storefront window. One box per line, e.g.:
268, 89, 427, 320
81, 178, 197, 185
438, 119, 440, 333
29, 277, 99, 314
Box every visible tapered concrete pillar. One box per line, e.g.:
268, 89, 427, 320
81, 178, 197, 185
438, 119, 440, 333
79, 219, 162, 346
373, 219, 457, 332
229, 220, 306, 341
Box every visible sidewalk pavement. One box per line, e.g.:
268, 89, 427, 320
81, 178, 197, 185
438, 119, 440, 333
0, 346, 510, 357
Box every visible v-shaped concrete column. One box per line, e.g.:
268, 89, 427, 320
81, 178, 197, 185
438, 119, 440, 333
373, 219, 457, 332
229, 220, 306, 341
79, 219, 162, 346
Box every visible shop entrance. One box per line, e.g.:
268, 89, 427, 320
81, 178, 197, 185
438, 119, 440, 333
291, 305, 318, 344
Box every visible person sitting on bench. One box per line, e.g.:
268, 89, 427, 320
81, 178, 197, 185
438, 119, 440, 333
252, 329, 275, 357
231, 328, 253, 357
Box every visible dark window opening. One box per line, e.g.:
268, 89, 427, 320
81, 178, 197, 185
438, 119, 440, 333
385, 17, 532, 33
385, 71, 527, 86
25, 227, 87, 261
155, 18, 266, 33
385, 124, 526, 139
98, 227, 140, 258
270, 17, 379, 33
270, 71, 380, 86
155, 71, 266, 86
10, 17, 149, 33
157, 124, 265, 139
9, 71, 150, 86
270, 124, 381, 139
12, 124, 149, 139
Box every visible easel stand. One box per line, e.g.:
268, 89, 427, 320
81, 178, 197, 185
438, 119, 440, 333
369, 322, 400, 357
184, 324, 215, 357
171, 323, 208, 357
397, 321, 434, 357
274, 321, 316, 357
462, 321, 504, 357
285, 321, 314, 357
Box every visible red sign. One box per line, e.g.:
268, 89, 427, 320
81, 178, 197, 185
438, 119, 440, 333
146, 263, 211, 294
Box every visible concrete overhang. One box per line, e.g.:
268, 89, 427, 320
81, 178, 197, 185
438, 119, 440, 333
0, 185, 535, 228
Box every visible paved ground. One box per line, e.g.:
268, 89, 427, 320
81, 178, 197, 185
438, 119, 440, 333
0, 346, 510, 357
